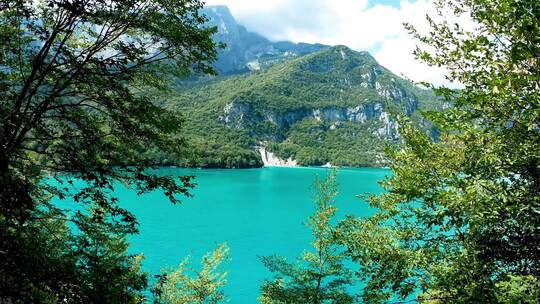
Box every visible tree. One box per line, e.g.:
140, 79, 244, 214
0, 0, 217, 302
153, 244, 230, 304
338, 0, 540, 302
260, 170, 356, 304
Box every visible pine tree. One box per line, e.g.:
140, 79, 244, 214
260, 170, 356, 304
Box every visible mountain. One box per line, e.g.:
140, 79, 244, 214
201, 5, 328, 75
154, 45, 441, 168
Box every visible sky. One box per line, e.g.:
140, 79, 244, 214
204, 0, 470, 87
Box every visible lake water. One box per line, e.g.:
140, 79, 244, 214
105, 167, 389, 302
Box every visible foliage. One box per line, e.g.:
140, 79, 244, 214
0, 199, 150, 303
153, 244, 230, 304
338, 0, 540, 302
260, 170, 357, 304
0, 0, 216, 302
494, 275, 539, 303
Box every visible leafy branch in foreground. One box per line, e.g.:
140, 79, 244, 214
338, 0, 540, 303
0, 0, 217, 302
153, 244, 230, 304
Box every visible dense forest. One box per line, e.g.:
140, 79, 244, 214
0, 0, 539, 303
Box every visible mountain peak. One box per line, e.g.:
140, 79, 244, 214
201, 5, 238, 32
324, 45, 375, 60
333, 45, 351, 51
293, 45, 378, 73
203, 5, 233, 16
199, 5, 328, 75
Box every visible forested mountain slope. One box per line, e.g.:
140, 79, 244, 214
154, 45, 441, 168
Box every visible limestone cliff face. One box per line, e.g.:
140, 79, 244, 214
221, 96, 418, 141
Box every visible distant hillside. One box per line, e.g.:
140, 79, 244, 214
201, 5, 328, 75
152, 45, 441, 168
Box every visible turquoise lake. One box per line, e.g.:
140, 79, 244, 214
100, 167, 389, 302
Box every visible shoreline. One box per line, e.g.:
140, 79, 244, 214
162, 165, 390, 170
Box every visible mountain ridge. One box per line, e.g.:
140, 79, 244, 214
201, 5, 329, 75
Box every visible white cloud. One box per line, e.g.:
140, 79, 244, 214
204, 0, 471, 87
374, 35, 453, 87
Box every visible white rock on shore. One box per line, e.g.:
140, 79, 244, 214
259, 147, 298, 167
321, 162, 333, 168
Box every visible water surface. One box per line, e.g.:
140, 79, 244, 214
115, 167, 389, 302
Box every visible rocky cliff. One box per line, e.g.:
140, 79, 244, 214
221, 101, 408, 141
